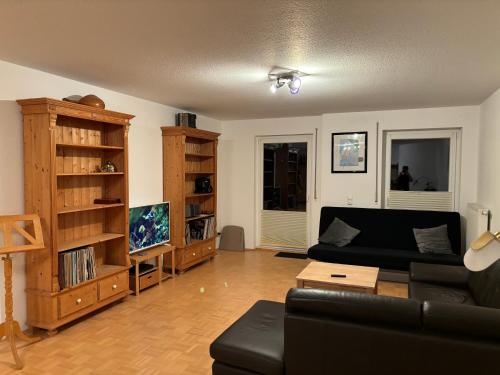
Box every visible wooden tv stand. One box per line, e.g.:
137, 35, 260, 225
129, 244, 176, 295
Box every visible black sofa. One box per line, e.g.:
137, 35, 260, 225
210, 288, 500, 375
409, 261, 500, 307
308, 206, 463, 270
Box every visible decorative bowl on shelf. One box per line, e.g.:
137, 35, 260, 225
79, 94, 105, 109
100, 161, 117, 173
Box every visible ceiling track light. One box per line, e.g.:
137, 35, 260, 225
268, 70, 306, 95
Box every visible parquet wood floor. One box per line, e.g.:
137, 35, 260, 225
0, 250, 407, 374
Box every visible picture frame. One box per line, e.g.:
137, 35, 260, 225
331, 131, 368, 173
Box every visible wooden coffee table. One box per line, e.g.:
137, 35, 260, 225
296, 262, 379, 294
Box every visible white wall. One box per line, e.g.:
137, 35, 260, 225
0, 60, 220, 327
478, 88, 500, 229
219, 106, 480, 250
320, 107, 479, 214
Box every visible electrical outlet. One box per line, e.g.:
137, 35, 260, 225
347, 196, 353, 206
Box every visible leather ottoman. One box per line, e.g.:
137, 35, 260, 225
210, 300, 285, 375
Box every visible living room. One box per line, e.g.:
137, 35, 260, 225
0, 1, 500, 374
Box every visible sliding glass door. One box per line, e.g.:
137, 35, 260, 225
256, 135, 313, 251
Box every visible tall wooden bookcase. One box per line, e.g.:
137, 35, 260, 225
161, 126, 220, 272
18, 98, 133, 334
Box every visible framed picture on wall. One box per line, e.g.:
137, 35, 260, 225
331, 132, 368, 173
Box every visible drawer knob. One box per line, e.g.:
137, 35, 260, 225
112, 284, 117, 290
76, 298, 82, 304
208, 247, 212, 250
192, 253, 196, 256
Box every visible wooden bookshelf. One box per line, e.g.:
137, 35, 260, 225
18, 97, 133, 334
161, 126, 220, 273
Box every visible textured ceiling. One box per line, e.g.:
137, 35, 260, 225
1, 0, 500, 120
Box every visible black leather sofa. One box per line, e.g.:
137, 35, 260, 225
308, 206, 463, 270
409, 261, 500, 307
210, 288, 500, 375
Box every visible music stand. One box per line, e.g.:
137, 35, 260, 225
0, 214, 44, 369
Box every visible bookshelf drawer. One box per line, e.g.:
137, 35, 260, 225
99, 271, 129, 301
58, 283, 97, 318
139, 271, 160, 290
201, 240, 215, 256
184, 245, 202, 263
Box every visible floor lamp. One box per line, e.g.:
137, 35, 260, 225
0, 214, 44, 370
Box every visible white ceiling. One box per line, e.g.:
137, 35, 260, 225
1, 0, 500, 120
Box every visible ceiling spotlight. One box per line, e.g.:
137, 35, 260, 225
290, 76, 301, 90
268, 70, 306, 95
270, 79, 285, 94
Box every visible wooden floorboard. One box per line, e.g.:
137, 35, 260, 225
0, 250, 407, 374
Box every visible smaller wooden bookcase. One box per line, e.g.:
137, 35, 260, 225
129, 244, 175, 295
161, 126, 219, 272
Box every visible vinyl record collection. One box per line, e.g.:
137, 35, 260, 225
185, 217, 216, 245
58, 246, 97, 289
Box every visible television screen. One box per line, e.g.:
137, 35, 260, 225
129, 202, 170, 253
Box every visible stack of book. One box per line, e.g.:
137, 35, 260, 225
58, 246, 97, 289
185, 216, 216, 245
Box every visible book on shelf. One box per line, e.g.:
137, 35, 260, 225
58, 246, 97, 289
185, 216, 216, 245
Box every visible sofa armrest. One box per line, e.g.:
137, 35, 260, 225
423, 301, 500, 341
286, 288, 421, 329
410, 262, 469, 287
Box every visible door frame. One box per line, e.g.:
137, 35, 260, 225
255, 134, 315, 251
383, 129, 462, 211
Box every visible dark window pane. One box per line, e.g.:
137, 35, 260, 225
263, 143, 307, 212
390, 139, 450, 192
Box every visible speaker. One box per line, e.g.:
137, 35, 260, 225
175, 112, 197, 128
195, 177, 213, 194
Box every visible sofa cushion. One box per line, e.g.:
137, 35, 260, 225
413, 225, 453, 254
468, 260, 500, 308
410, 262, 469, 288
210, 300, 285, 375
319, 217, 360, 247
308, 243, 463, 271
286, 288, 422, 329
409, 281, 476, 305
423, 301, 500, 341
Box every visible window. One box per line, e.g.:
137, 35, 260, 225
384, 130, 460, 212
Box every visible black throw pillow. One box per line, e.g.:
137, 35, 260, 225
413, 224, 453, 254
319, 217, 360, 247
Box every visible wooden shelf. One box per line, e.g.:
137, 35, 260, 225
20, 97, 133, 333
56, 143, 124, 150
134, 267, 158, 277
57, 203, 124, 214
58, 233, 124, 252
57, 172, 124, 177
185, 193, 214, 199
185, 213, 215, 222
185, 152, 214, 158
162, 126, 219, 273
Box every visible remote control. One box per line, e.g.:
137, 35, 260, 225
331, 274, 347, 278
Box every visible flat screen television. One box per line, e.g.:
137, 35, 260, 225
129, 202, 170, 253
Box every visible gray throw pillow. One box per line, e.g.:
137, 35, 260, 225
413, 225, 453, 254
319, 218, 360, 247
